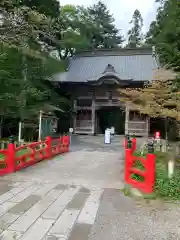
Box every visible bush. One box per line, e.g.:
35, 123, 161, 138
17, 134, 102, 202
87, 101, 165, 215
155, 160, 180, 200
153, 151, 180, 200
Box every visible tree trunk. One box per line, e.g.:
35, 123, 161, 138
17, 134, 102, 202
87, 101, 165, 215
0, 116, 4, 139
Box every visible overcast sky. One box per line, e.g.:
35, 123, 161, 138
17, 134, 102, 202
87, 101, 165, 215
60, 0, 158, 37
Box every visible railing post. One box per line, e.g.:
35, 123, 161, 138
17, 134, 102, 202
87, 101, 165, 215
146, 141, 155, 193
132, 137, 136, 152
124, 148, 132, 183
124, 134, 129, 149
46, 136, 52, 158
63, 135, 70, 153
61, 135, 64, 153
127, 136, 132, 149
124, 136, 132, 183
67, 135, 70, 152
57, 136, 61, 154
7, 136, 15, 173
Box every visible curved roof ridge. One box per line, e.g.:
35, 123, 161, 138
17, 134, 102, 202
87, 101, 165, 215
87, 72, 133, 82
75, 47, 153, 57
103, 64, 116, 73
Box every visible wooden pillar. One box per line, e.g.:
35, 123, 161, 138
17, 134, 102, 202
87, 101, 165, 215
146, 117, 150, 137
125, 103, 130, 135
73, 99, 77, 134
91, 98, 95, 135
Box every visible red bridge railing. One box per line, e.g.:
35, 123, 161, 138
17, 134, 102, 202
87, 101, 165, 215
0, 135, 70, 176
124, 137, 155, 194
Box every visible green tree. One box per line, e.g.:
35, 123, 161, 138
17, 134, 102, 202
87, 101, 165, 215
19, 0, 60, 18
127, 9, 144, 47
118, 0, 180, 140
146, 0, 180, 72
58, 2, 124, 56
57, 5, 93, 58
0, 1, 68, 136
87, 1, 124, 48
0, 45, 22, 117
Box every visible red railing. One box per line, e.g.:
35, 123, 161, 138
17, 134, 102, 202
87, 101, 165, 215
0, 135, 70, 176
124, 138, 155, 194
0, 149, 9, 175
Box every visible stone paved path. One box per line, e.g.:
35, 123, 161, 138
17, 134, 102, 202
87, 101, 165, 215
0, 181, 104, 240
0, 136, 180, 239
0, 136, 124, 239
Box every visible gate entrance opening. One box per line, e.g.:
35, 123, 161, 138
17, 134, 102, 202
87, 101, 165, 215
96, 106, 125, 135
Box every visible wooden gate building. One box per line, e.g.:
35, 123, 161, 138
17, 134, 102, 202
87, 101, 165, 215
53, 48, 159, 136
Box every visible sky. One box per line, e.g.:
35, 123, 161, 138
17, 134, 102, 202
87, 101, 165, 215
60, 0, 158, 38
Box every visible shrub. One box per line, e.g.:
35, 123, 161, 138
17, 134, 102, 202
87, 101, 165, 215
155, 161, 180, 200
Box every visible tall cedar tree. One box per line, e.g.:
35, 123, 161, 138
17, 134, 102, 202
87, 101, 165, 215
119, 0, 180, 120
87, 1, 124, 48
19, 0, 60, 18
127, 9, 144, 48
146, 0, 180, 72
0, 1, 68, 123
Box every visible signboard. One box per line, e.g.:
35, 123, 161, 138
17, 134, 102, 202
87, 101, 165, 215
69, 128, 73, 133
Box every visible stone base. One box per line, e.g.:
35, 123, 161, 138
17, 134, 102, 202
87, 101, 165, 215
123, 184, 156, 200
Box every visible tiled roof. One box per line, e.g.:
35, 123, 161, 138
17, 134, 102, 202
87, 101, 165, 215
53, 48, 158, 83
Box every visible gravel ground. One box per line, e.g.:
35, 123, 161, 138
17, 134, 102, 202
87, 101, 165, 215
89, 189, 180, 240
